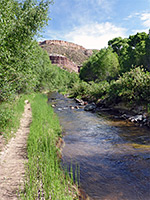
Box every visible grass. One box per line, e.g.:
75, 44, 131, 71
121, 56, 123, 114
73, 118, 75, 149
20, 93, 79, 200
0, 95, 28, 142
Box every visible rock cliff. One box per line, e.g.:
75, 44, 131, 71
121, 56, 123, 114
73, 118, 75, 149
39, 40, 93, 73
49, 54, 79, 73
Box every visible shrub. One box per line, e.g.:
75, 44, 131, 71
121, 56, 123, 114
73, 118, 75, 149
69, 81, 90, 99
108, 66, 150, 104
70, 80, 110, 101
87, 81, 110, 100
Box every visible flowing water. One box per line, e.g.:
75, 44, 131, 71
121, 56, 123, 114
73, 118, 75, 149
48, 92, 150, 200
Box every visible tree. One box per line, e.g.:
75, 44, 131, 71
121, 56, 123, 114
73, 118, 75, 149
0, 0, 53, 101
80, 47, 120, 82
108, 37, 129, 56
108, 32, 150, 73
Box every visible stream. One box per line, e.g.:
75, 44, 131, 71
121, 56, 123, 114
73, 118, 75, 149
48, 92, 150, 200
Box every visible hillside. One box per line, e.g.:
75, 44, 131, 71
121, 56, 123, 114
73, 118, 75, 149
39, 40, 94, 72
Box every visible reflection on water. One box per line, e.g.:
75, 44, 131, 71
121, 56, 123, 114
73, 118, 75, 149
48, 92, 150, 200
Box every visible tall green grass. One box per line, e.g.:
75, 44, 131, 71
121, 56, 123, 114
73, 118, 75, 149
0, 95, 28, 142
21, 94, 78, 200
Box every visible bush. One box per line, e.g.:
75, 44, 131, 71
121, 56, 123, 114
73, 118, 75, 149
88, 81, 110, 100
0, 107, 13, 130
69, 81, 89, 99
108, 66, 150, 104
42, 64, 80, 93
70, 80, 110, 101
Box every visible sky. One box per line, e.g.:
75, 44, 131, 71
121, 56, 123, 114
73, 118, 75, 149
38, 0, 150, 49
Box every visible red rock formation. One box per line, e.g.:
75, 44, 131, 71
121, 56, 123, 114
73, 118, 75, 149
39, 40, 93, 73
49, 54, 79, 73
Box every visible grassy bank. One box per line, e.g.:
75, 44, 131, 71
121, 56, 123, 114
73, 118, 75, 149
21, 93, 78, 200
0, 95, 28, 143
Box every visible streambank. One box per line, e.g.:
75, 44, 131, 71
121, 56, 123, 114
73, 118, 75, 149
74, 97, 150, 128
97, 102, 150, 128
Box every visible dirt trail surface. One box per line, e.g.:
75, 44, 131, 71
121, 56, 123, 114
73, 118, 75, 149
0, 100, 32, 200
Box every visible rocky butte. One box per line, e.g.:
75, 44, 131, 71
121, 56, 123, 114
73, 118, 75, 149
39, 40, 94, 73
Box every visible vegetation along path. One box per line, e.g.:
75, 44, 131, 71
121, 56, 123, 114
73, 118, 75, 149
0, 100, 32, 200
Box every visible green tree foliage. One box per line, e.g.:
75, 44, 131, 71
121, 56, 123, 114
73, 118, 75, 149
108, 37, 130, 73
108, 37, 129, 56
128, 32, 148, 68
79, 47, 120, 82
0, 0, 53, 101
108, 32, 150, 73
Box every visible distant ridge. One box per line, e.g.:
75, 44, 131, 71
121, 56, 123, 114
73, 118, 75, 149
39, 40, 93, 72
39, 40, 86, 51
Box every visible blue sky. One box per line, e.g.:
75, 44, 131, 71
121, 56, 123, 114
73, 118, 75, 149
39, 0, 150, 49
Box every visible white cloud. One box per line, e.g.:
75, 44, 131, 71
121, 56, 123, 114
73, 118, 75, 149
131, 29, 149, 35
124, 12, 140, 20
140, 12, 150, 28
126, 11, 150, 28
125, 12, 150, 34
64, 22, 127, 49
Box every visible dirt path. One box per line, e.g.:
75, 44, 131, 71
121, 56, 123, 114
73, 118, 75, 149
0, 100, 32, 200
